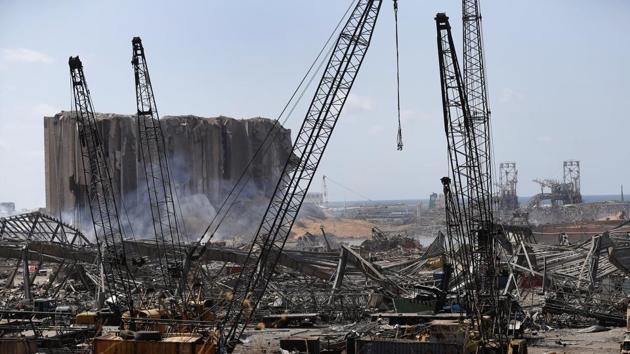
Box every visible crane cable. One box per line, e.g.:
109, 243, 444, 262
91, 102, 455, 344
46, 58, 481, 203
325, 175, 373, 202
393, 0, 403, 151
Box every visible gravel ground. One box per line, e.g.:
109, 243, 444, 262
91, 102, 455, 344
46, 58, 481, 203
528, 327, 625, 354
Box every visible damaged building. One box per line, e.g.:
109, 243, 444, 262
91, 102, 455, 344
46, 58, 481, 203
44, 112, 292, 238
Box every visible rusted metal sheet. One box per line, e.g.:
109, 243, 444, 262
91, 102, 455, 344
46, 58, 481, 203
355, 338, 463, 354
94, 334, 216, 354
0, 338, 38, 354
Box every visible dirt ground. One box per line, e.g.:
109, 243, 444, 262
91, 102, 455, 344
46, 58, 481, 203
291, 215, 375, 239
528, 327, 625, 354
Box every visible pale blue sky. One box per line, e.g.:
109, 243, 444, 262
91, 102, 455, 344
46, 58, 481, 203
1, 0, 629, 209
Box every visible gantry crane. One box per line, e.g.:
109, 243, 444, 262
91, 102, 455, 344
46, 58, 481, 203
218, 0, 384, 350
69, 57, 135, 315
131, 37, 186, 298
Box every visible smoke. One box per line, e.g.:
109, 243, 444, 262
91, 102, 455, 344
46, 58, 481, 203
297, 203, 327, 220
57, 158, 280, 245
58, 208, 96, 241
178, 193, 216, 239
159, 133, 282, 244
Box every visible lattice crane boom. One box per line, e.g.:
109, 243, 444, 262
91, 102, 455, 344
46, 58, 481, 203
219, 0, 384, 349
436, 13, 484, 328
462, 1, 512, 338
69, 56, 135, 312
437, 11, 509, 342
462, 0, 493, 220
131, 37, 185, 295
436, 12, 503, 339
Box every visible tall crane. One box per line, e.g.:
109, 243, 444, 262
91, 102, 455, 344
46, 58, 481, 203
462, 0, 500, 319
462, 1, 497, 306
218, 0, 383, 350
462, 0, 493, 215
435, 13, 504, 341
462, 0, 511, 338
131, 37, 185, 297
69, 57, 135, 314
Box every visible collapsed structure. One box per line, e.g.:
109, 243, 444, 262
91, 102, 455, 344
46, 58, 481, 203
1, 0, 628, 353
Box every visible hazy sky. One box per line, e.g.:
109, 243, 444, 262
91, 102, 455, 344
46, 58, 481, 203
1, 0, 629, 209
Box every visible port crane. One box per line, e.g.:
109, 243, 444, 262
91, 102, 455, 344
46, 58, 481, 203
217, 0, 384, 350
131, 37, 186, 299
69, 57, 136, 315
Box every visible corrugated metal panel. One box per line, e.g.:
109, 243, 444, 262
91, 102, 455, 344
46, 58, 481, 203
355, 338, 463, 354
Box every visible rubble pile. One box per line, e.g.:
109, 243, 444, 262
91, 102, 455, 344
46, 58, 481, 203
3, 208, 630, 352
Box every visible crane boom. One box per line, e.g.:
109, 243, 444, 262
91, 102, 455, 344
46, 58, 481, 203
436, 12, 507, 341
69, 57, 135, 312
462, 0, 493, 220
131, 37, 185, 295
462, 2, 497, 319
436, 12, 497, 338
462, 0, 505, 332
219, 0, 383, 348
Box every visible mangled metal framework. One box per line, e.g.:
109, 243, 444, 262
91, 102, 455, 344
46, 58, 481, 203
509, 227, 630, 326
0, 212, 94, 302
0, 212, 90, 245
0, 210, 436, 321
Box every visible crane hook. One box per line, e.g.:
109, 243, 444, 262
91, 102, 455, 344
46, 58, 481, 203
393, 0, 403, 151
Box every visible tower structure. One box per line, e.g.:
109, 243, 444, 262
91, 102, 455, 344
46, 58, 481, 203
498, 162, 518, 210
563, 160, 582, 204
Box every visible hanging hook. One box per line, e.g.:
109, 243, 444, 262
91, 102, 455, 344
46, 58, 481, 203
393, 0, 403, 151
